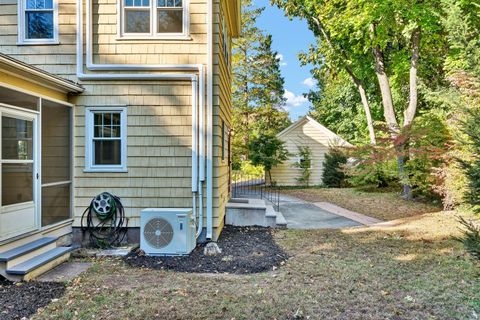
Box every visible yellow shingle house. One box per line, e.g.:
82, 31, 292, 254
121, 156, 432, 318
0, 0, 240, 280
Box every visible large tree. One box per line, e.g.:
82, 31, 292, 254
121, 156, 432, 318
273, 0, 446, 198
232, 0, 290, 168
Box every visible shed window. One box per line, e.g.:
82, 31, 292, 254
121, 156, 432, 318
121, 0, 189, 38
19, 0, 58, 44
85, 107, 127, 172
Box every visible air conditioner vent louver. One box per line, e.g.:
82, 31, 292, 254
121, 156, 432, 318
140, 208, 196, 256
143, 218, 174, 249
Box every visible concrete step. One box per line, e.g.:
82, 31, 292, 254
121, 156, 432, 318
6, 247, 73, 281
226, 198, 286, 229
265, 205, 278, 228
0, 237, 58, 269
276, 211, 288, 229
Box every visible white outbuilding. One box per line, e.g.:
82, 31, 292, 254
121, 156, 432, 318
269, 116, 352, 186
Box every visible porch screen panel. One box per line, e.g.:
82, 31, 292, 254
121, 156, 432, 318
41, 100, 71, 227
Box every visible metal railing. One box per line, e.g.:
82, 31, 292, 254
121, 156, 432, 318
231, 171, 280, 211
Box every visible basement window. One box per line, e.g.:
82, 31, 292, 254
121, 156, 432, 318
18, 0, 59, 44
85, 107, 127, 172
121, 0, 189, 38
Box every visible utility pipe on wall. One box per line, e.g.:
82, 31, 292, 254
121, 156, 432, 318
76, 0, 210, 239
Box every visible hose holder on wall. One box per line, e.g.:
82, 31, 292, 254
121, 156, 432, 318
81, 192, 128, 248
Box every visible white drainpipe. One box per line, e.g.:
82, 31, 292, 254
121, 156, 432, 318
206, 0, 213, 240
76, 0, 210, 239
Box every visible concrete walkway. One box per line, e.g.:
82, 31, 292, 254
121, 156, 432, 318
277, 193, 362, 229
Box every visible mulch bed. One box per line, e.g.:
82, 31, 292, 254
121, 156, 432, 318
0, 277, 65, 320
123, 226, 289, 274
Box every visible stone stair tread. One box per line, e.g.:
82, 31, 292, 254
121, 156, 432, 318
6, 247, 73, 275
276, 211, 287, 227
265, 205, 277, 218
0, 237, 58, 262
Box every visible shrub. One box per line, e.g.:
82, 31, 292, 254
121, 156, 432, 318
322, 148, 348, 187
456, 217, 480, 261
248, 133, 289, 185
293, 146, 312, 186
460, 107, 480, 214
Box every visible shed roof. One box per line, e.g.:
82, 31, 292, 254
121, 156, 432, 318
277, 116, 353, 147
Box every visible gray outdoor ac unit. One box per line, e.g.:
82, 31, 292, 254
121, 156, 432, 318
140, 208, 196, 256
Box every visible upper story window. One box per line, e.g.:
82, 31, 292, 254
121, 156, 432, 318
18, 0, 59, 45
120, 0, 189, 39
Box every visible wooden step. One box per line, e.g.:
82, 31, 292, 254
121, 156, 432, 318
6, 247, 73, 281
0, 237, 58, 269
0, 237, 58, 262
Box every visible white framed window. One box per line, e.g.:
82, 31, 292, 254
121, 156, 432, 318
85, 107, 127, 172
18, 0, 59, 45
119, 0, 190, 39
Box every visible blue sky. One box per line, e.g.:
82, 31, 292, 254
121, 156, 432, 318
253, 0, 317, 120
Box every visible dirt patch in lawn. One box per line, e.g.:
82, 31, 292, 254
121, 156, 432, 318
0, 277, 65, 320
281, 187, 441, 221
123, 226, 289, 274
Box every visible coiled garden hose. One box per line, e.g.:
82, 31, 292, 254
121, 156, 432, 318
81, 192, 128, 248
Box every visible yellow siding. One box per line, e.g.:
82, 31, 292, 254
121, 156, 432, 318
270, 120, 334, 186
91, 0, 207, 66
0, 0, 235, 236
72, 82, 194, 227
211, 0, 232, 239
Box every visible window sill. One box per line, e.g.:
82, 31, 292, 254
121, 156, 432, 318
116, 35, 192, 41
83, 168, 128, 173
17, 41, 60, 46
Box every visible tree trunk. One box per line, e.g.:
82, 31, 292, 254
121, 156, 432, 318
351, 74, 377, 145
371, 44, 398, 132
397, 27, 421, 199
404, 27, 421, 128
313, 17, 377, 144
370, 24, 415, 198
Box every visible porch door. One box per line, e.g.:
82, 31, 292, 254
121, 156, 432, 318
0, 107, 38, 241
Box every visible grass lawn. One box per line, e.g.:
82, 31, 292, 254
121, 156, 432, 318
33, 206, 479, 319
279, 187, 441, 221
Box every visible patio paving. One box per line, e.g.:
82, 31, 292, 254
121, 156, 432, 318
278, 193, 362, 229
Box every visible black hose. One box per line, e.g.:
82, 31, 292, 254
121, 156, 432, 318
81, 192, 128, 248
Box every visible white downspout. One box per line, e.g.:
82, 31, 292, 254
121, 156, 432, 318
76, 0, 208, 238
206, 0, 214, 240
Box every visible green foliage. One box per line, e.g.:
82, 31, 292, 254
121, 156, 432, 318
460, 107, 480, 214
308, 71, 381, 144
345, 113, 452, 198
456, 217, 480, 261
293, 146, 312, 186
322, 148, 348, 188
231, 1, 291, 168
404, 111, 452, 199
237, 161, 264, 178
248, 133, 289, 185
346, 152, 398, 189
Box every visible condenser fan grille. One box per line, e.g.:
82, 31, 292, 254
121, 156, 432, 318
143, 217, 174, 249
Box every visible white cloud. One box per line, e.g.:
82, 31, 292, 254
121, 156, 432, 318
283, 89, 308, 111
276, 53, 288, 66
303, 77, 317, 88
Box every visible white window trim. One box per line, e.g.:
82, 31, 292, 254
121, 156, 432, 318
117, 0, 190, 40
17, 0, 59, 45
84, 106, 128, 173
